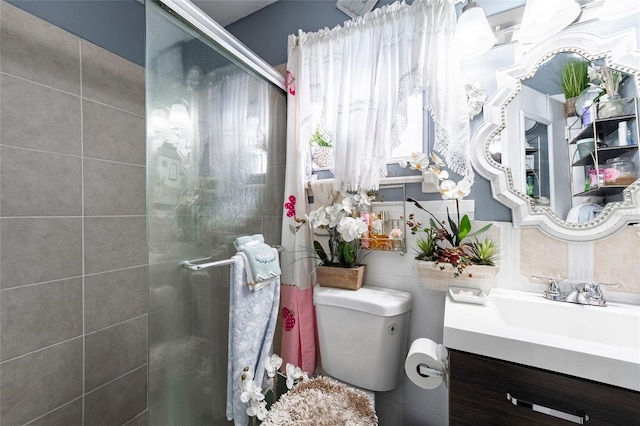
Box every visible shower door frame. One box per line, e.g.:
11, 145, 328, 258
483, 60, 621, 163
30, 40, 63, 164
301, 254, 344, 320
158, 0, 285, 91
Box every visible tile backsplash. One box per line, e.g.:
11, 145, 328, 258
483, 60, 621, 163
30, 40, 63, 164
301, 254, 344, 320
507, 224, 640, 297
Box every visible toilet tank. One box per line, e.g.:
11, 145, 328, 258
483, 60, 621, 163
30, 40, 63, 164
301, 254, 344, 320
314, 285, 412, 392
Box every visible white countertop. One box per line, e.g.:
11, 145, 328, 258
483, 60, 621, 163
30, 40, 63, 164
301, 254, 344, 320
443, 287, 640, 391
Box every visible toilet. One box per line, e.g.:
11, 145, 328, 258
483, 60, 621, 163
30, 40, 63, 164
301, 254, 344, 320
313, 285, 413, 399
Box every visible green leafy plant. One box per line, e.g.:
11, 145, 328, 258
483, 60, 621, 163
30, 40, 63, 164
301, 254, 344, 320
309, 127, 333, 147
467, 237, 499, 266
560, 59, 589, 99
407, 197, 493, 276
400, 152, 498, 277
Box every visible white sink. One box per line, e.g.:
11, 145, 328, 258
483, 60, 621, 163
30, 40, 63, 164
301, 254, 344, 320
443, 288, 640, 391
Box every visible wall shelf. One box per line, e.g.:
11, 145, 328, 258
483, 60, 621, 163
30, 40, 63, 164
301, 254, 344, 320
569, 97, 639, 199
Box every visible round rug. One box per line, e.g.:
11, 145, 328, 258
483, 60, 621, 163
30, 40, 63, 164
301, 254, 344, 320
262, 376, 378, 426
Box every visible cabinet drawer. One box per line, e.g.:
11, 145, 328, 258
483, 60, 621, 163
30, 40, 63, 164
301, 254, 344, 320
449, 350, 640, 425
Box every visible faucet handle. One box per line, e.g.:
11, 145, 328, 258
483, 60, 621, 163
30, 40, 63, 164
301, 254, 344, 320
532, 275, 562, 300
585, 282, 621, 300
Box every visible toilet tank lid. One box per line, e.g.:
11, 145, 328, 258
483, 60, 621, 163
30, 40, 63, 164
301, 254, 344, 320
314, 285, 412, 316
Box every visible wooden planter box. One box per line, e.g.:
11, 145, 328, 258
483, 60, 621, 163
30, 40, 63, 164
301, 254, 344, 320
315, 265, 366, 291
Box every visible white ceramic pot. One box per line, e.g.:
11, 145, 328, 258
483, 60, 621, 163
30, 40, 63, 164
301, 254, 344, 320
415, 260, 498, 294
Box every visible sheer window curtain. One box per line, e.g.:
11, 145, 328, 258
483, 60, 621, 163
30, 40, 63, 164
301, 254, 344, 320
200, 66, 269, 195
293, 0, 472, 192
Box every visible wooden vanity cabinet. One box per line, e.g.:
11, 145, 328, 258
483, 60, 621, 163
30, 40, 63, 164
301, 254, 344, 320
448, 349, 640, 425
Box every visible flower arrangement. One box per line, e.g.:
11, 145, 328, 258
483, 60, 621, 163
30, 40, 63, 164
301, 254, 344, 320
587, 62, 624, 102
240, 354, 309, 424
400, 152, 498, 277
306, 191, 372, 268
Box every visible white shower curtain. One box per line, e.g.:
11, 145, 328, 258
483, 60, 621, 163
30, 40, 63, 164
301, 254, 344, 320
200, 65, 269, 196
289, 0, 471, 191
279, 0, 471, 374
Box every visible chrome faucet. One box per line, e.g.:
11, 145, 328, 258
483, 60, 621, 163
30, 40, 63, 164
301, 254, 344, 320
532, 276, 621, 307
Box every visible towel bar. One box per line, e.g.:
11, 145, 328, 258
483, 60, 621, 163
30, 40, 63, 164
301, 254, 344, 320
181, 245, 284, 271
181, 258, 235, 271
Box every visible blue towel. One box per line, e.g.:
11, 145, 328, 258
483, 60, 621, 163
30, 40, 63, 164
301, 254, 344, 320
234, 235, 281, 284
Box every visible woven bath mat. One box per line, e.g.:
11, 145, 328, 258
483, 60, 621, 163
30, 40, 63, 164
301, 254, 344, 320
262, 376, 378, 426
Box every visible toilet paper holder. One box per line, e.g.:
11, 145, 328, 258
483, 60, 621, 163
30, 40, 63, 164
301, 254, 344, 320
417, 363, 445, 379
405, 338, 449, 389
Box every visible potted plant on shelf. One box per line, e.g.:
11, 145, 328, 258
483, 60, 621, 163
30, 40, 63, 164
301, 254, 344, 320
309, 127, 333, 168
305, 190, 372, 290
400, 153, 499, 293
587, 61, 628, 118
560, 59, 589, 117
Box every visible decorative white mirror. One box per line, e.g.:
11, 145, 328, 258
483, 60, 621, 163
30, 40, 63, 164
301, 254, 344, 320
472, 30, 640, 242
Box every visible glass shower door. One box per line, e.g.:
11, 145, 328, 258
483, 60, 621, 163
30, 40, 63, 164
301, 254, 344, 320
145, 2, 286, 424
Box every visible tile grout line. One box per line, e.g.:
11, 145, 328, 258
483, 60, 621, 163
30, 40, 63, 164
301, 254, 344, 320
0, 263, 147, 291
80, 38, 86, 426
85, 363, 148, 397
21, 397, 83, 426
0, 143, 146, 169
0, 335, 83, 365
0, 71, 145, 118
0, 2, 3, 424
0, 312, 147, 366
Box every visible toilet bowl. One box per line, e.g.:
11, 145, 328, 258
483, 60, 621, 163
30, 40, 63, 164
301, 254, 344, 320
313, 285, 413, 395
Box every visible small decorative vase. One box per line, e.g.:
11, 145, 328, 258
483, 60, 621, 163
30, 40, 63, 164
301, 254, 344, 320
316, 265, 366, 290
597, 94, 625, 119
311, 146, 332, 168
415, 260, 498, 294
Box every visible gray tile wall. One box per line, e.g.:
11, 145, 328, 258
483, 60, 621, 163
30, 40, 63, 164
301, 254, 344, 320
0, 2, 148, 425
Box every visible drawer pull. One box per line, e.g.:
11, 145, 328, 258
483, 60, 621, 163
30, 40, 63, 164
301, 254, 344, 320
506, 393, 589, 424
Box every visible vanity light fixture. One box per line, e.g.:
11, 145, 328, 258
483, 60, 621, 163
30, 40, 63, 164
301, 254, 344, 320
454, 0, 495, 58
168, 101, 191, 129
518, 0, 580, 44
599, 0, 640, 21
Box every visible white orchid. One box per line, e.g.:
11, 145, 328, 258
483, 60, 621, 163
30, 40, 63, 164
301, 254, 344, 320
240, 378, 264, 404
337, 216, 368, 242
265, 353, 283, 378
440, 179, 471, 200
399, 152, 431, 171
306, 209, 328, 229
325, 203, 348, 227
399, 152, 452, 183
285, 363, 309, 389
246, 399, 269, 420
241, 355, 310, 422
306, 190, 374, 267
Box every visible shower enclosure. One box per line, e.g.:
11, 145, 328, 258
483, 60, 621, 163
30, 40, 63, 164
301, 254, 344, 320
145, 1, 286, 423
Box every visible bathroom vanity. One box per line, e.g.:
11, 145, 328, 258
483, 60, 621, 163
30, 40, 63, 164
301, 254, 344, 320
444, 288, 640, 425
448, 350, 639, 425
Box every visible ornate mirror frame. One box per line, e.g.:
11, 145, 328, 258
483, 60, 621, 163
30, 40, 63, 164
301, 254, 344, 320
471, 30, 640, 242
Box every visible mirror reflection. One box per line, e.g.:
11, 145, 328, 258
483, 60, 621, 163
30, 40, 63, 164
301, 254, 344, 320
499, 51, 639, 224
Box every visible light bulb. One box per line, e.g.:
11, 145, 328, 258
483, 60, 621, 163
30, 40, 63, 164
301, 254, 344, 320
168, 103, 191, 129
518, 0, 580, 44
454, 1, 495, 59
